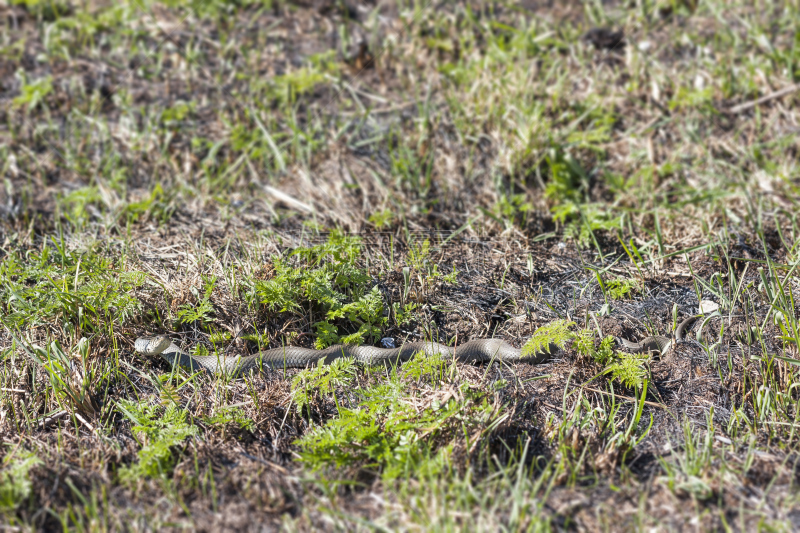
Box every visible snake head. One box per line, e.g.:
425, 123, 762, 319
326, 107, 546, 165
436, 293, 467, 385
135, 335, 172, 355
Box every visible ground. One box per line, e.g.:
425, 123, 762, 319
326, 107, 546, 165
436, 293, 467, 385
1, 0, 800, 530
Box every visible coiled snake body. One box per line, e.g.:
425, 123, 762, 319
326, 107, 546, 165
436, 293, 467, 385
615, 315, 699, 355
134, 315, 700, 377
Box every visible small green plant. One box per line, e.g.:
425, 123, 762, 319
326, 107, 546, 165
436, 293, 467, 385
30, 337, 98, 417
369, 209, 395, 228
543, 151, 586, 206
249, 231, 386, 349
160, 100, 194, 125
268, 67, 327, 104
389, 135, 433, 200
593, 336, 616, 365
571, 328, 595, 358
12, 72, 52, 110
484, 193, 533, 229
116, 401, 198, 481
121, 183, 175, 225
401, 349, 448, 382
295, 377, 501, 481
324, 286, 386, 346
604, 352, 648, 389
669, 85, 714, 113
58, 186, 102, 228
176, 276, 217, 326
240, 330, 269, 345
393, 301, 418, 326
208, 330, 231, 344
191, 343, 210, 356
291, 357, 358, 413
312, 320, 341, 350
407, 239, 431, 273
572, 330, 617, 365
604, 278, 639, 300
441, 267, 459, 285
521, 319, 575, 358
204, 406, 255, 433
0, 449, 41, 511
405, 239, 460, 286
553, 204, 623, 248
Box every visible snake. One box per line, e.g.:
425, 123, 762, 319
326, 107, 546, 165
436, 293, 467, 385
615, 314, 701, 354
134, 337, 558, 377
134, 314, 702, 377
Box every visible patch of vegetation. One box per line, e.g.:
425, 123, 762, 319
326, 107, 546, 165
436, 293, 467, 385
29, 337, 99, 417
572, 328, 647, 389
521, 319, 575, 357
604, 352, 649, 390
11, 73, 52, 110
405, 239, 460, 287
116, 401, 198, 482
603, 277, 640, 300
368, 209, 394, 229
176, 275, 217, 327
0, 243, 145, 332
247, 231, 386, 348
295, 355, 502, 481
0, 449, 41, 512
554, 203, 624, 248
291, 356, 358, 413
392, 301, 418, 326
204, 406, 255, 433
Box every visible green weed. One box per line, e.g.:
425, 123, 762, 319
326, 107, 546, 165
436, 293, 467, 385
483, 193, 533, 229
295, 373, 502, 481
291, 357, 358, 414
203, 406, 255, 433
0, 243, 145, 332
603, 352, 648, 390
11, 72, 52, 110
0, 449, 41, 512
116, 401, 198, 482
29, 337, 100, 417
393, 301, 418, 326
368, 209, 394, 229
522, 319, 575, 358
572, 330, 616, 365
604, 278, 640, 300
248, 231, 385, 348
176, 275, 217, 327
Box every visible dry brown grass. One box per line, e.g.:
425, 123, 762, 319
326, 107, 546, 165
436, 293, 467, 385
2, 0, 800, 530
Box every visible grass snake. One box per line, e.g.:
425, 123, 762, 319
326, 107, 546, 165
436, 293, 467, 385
135, 315, 701, 377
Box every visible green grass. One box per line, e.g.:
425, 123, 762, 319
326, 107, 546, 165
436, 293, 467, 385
2, 0, 800, 529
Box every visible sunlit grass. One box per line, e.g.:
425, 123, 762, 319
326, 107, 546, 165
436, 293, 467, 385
1, 0, 800, 529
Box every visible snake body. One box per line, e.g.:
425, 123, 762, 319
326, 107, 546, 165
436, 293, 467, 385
615, 315, 700, 354
134, 315, 701, 376
134, 337, 558, 377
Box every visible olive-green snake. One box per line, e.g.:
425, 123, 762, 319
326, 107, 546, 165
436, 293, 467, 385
134, 315, 700, 377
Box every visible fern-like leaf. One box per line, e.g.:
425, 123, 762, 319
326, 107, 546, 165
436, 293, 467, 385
521, 319, 575, 357
604, 352, 647, 389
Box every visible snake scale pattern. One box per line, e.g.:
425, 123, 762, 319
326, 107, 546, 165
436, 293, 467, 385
135, 315, 701, 377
